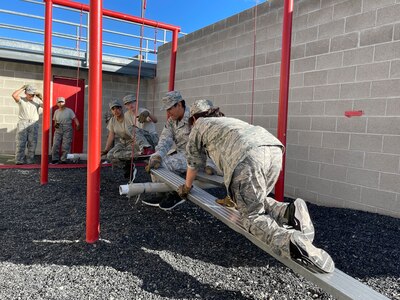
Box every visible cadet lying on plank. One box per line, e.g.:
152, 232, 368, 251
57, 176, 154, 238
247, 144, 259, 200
177, 99, 334, 273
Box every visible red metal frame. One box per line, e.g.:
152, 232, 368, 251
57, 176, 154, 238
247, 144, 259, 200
275, 0, 294, 201
42, 0, 180, 243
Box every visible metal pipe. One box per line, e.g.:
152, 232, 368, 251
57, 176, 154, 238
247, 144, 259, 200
275, 0, 294, 202
67, 153, 87, 160
168, 29, 179, 91
86, 0, 102, 244
119, 181, 220, 197
40, 0, 52, 185
51, 0, 180, 32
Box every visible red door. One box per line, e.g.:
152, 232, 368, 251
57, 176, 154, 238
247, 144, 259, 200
52, 76, 85, 153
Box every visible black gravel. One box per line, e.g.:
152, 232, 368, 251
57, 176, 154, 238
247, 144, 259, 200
0, 167, 399, 300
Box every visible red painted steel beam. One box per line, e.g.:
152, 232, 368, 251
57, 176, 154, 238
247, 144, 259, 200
86, 0, 103, 243
51, 0, 180, 32
40, 0, 53, 185
275, 0, 294, 202
169, 29, 179, 91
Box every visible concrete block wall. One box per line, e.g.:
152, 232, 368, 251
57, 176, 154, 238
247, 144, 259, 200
155, 0, 400, 218
0, 60, 153, 155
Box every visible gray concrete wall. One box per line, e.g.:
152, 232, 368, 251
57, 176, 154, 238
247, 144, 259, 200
155, 0, 400, 218
0, 60, 154, 155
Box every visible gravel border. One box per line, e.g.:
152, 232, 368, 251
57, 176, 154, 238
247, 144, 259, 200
0, 167, 399, 300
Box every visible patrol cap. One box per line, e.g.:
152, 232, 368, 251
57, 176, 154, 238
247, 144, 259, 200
25, 85, 37, 95
57, 97, 65, 103
109, 99, 122, 110
160, 91, 183, 111
190, 99, 215, 117
122, 94, 136, 105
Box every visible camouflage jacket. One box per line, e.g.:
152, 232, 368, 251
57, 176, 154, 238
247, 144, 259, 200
155, 107, 190, 158
186, 117, 284, 189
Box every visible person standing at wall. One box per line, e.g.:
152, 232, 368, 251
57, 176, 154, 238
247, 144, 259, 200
11, 84, 43, 165
51, 97, 80, 164
123, 94, 159, 153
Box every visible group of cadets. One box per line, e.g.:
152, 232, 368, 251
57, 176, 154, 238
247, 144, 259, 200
11, 86, 334, 273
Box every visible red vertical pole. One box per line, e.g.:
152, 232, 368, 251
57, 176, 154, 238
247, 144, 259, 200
168, 29, 179, 91
275, 0, 294, 201
86, 0, 103, 243
40, 0, 52, 185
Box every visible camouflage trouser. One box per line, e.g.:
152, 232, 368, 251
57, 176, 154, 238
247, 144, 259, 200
52, 125, 73, 162
129, 126, 158, 150
106, 142, 141, 167
230, 146, 293, 258
15, 120, 39, 164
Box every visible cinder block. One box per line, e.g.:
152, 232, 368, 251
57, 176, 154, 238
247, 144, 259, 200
256, 65, 274, 78
294, 57, 316, 73
360, 25, 394, 46
390, 60, 400, 78
330, 32, 359, 52
380, 173, 400, 193
294, 188, 319, 203
286, 171, 307, 188
314, 85, 340, 100
289, 87, 313, 101
350, 133, 383, 152
374, 41, 400, 61
361, 187, 397, 211
322, 132, 350, 149
288, 116, 311, 130
343, 47, 374, 66
294, 27, 318, 44
357, 61, 390, 81
288, 102, 301, 115
395, 23, 400, 40
309, 146, 335, 163
287, 130, 299, 144
371, 79, 400, 97
296, 159, 320, 176
363, 0, 396, 12
376, 3, 400, 25
345, 11, 376, 33
307, 6, 334, 27
333, 0, 362, 20
340, 82, 371, 99
386, 98, 400, 115
286, 144, 309, 160
298, 0, 321, 16
318, 19, 345, 39
367, 116, 400, 134
298, 131, 323, 146
316, 52, 343, 70
365, 152, 399, 172
320, 163, 347, 180
347, 167, 380, 188
337, 117, 367, 133
305, 39, 330, 57
327, 66, 356, 83
265, 50, 281, 64
311, 116, 337, 131
324, 99, 353, 115
291, 44, 307, 59
383, 135, 400, 154
304, 70, 328, 86
334, 149, 364, 167
353, 98, 387, 116
300, 101, 325, 115
307, 176, 332, 194
317, 194, 345, 208
290, 74, 305, 87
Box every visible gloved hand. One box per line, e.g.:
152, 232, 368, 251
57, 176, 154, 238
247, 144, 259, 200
35, 92, 43, 100
54, 123, 60, 129
101, 149, 109, 156
205, 166, 216, 175
137, 110, 150, 123
145, 154, 161, 173
177, 184, 192, 199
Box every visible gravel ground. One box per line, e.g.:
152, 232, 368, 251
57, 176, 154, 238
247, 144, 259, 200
0, 166, 399, 300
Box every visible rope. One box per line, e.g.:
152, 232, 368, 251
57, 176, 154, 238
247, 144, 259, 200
250, 1, 259, 125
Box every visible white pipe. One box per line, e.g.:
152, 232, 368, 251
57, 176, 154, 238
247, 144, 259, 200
67, 153, 87, 160
119, 181, 219, 197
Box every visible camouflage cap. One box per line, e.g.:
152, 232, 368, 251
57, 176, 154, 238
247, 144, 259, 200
190, 99, 215, 117
25, 85, 37, 95
56, 97, 65, 103
160, 91, 183, 111
109, 99, 122, 110
122, 94, 136, 105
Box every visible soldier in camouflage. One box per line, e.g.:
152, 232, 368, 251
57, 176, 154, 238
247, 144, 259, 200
177, 99, 334, 273
144, 91, 220, 211
51, 97, 80, 164
12, 84, 43, 165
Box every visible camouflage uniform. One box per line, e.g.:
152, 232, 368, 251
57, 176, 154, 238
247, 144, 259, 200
15, 96, 41, 164
124, 110, 159, 149
52, 107, 76, 162
186, 117, 294, 257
